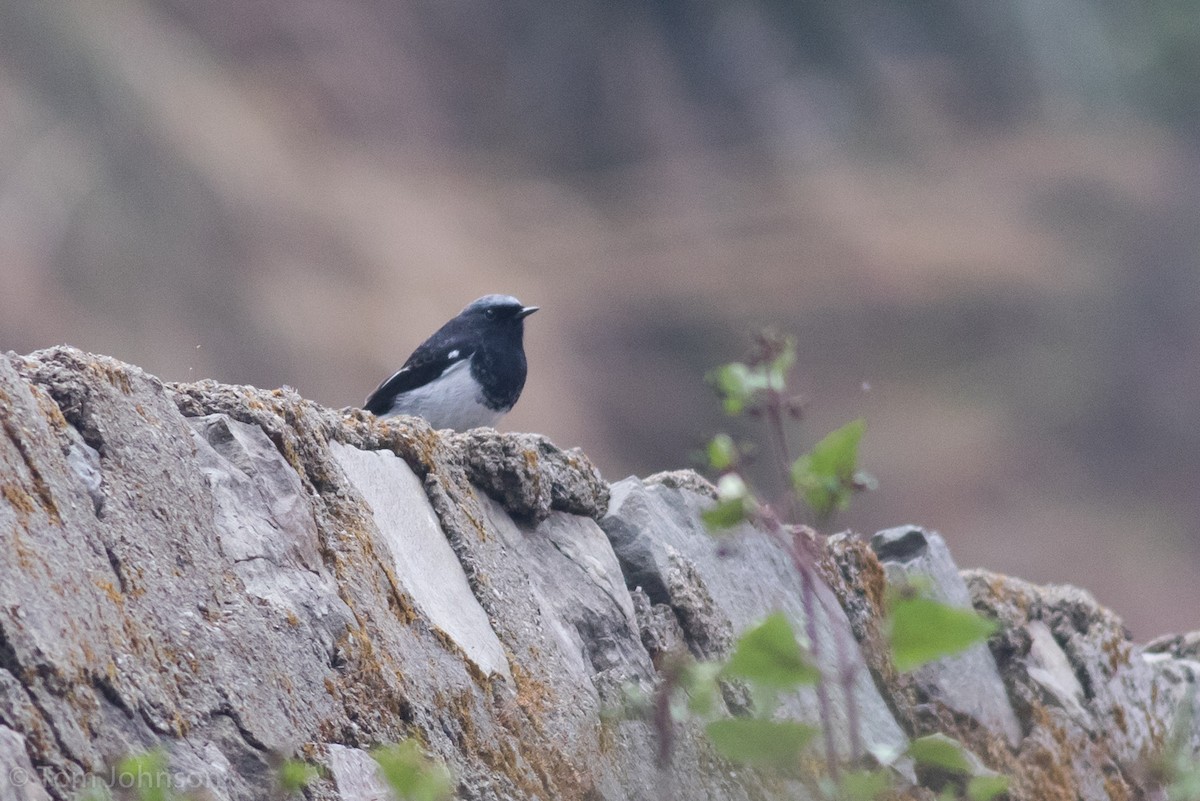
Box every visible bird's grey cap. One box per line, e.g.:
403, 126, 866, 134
463, 294, 538, 317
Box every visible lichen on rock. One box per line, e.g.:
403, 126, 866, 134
0, 346, 1194, 801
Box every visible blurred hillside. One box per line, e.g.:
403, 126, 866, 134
1, 0, 1198, 636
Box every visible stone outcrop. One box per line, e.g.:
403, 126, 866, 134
0, 346, 1196, 800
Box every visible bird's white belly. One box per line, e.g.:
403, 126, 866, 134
382, 359, 504, 430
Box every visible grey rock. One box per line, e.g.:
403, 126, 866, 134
330, 441, 511, 680
445, 428, 609, 523
1146, 631, 1200, 660
965, 568, 1200, 800
643, 469, 717, 497
326, 745, 391, 801
1024, 620, 1088, 722
871, 526, 1022, 747
2, 346, 1197, 801
0, 725, 53, 801
191, 414, 355, 666
604, 476, 910, 762
64, 438, 104, 516
629, 587, 688, 663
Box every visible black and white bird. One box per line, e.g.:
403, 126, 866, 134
363, 294, 538, 430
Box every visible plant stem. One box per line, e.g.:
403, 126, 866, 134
761, 513, 839, 782
833, 607, 862, 765
799, 529, 865, 769
764, 391, 801, 523
794, 535, 840, 784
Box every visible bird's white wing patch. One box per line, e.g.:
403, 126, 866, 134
384, 358, 502, 430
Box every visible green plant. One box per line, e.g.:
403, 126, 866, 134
706, 331, 874, 526
74, 750, 195, 801
1147, 698, 1200, 800
372, 740, 454, 801
639, 330, 1004, 798
72, 741, 451, 801
886, 583, 997, 672
906, 734, 1009, 800
276, 758, 321, 796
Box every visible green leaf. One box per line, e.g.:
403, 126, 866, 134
723, 612, 820, 689
278, 759, 320, 794
1169, 771, 1200, 801
705, 718, 817, 767
373, 741, 454, 801
967, 774, 1011, 801
680, 660, 724, 716
114, 751, 171, 801
907, 734, 973, 776
765, 337, 797, 391
709, 363, 768, 415
791, 419, 866, 518
702, 474, 753, 531
887, 594, 996, 672
702, 498, 748, 530
707, 434, 738, 471
839, 768, 894, 800
1161, 698, 1200, 800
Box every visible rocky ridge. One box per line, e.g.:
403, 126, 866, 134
0, 346, 1195, 800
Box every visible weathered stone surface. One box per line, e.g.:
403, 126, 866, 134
446, 429, 609, 523
870, 526, 1023, 747
965, 569, 1200, 800
0, 346, 1196, 801
191, 414, 355, 673
326, 744, 391, 801
1146, 631, 1200, 660
0, 347, 795, 801
0, 726, 52, 801
603, 477, 910, 762
329, 442, 510, 680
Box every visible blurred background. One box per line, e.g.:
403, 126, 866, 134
1, 0, 1198, 637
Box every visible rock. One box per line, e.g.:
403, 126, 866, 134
192, 414, 355, 667
326, 745, 391, 801
629, 587, 688, 664
445, 429, 609, 523
329, 441, 511, 680
1146, 631, 1200, 660
965, 569, 1200, 801
1023, 620, 1089, 722
603, 477, 910, 762
0, 347, 798, 801
0, 346, 1196, 801
0, 726, 52, 801
870, 526, 1023, 748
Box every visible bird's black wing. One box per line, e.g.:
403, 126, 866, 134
363, 334, 475, 415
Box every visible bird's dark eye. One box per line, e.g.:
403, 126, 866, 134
484, 308, 497, 320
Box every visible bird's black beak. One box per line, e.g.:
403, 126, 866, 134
518, 305, 539, 319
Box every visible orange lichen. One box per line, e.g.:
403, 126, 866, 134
93, 579, 124, 606
510, 660, 552, 720
95, 365, 133, 394
1104, 771, 1132, 801
1103, 635, 1131, 672
1112, 703, 1128, 735
2, 483, 37, 523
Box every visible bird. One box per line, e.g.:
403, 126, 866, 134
363, 294, 538, 430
